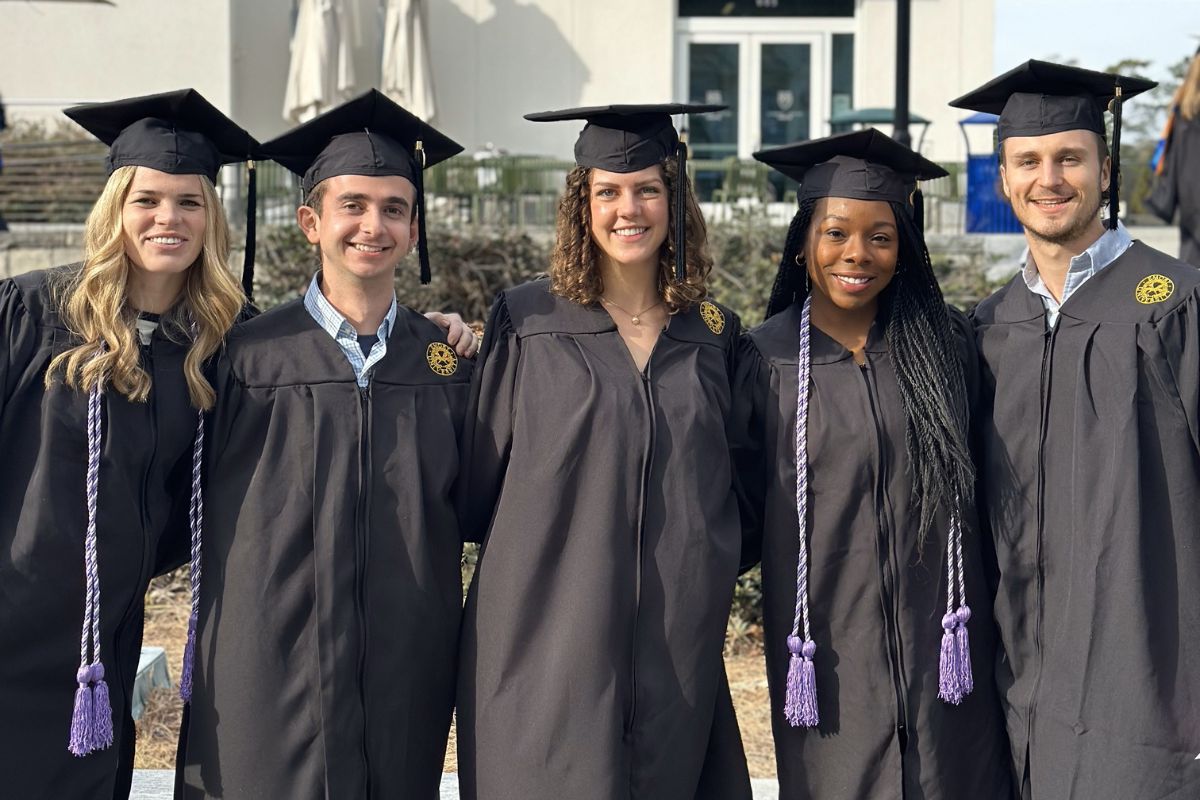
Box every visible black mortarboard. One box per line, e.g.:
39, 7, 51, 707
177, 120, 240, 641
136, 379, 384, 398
260, 89, 463, 284
64, 89, 261, 297
949, 60, 1157, 229
753, 128, 947, 206
524, 103, 726, 281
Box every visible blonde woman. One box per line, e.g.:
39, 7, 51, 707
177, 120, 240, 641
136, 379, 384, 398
0, 90, 253, 799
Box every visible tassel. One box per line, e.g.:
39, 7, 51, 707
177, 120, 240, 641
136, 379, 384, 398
68, 666, 96, 757
938, 612, 963, 704
784, 635, 819, 728
180, 615, 198, 703
414, 142, 431, 285
91, 667, 114, 751
181, 409, 205, 704
674, 134, 688, 283
1108, 82, 1123, 231
242, 160, 258, 301
954, 605, 974, 697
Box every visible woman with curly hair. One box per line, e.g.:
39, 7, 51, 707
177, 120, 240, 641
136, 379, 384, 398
456, 104, 752, 800
734, 129, 1013, 798
0, 90, 254, 799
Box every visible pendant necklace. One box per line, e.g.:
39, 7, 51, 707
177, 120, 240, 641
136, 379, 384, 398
601, 296, 662, 326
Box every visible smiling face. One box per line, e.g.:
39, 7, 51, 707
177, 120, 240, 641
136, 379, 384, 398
587, 165, 670, 272
1000, 129, 1110, 248
297, 173, 418, 284
805, 196, 899, 315
121, 167, 207, 279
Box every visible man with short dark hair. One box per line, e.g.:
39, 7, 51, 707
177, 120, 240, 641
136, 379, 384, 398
177, 90, 475, 799
956, 61, 1200, 799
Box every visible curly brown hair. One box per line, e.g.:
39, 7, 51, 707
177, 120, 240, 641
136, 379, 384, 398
548, 156, 713, 311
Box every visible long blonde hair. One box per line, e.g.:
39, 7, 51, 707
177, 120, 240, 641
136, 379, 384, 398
549, 156, 714, 312
46, 165, 245, 410
1179, 52, 1200, 121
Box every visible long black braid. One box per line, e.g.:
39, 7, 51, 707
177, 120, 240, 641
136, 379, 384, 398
766, 198, 974, 543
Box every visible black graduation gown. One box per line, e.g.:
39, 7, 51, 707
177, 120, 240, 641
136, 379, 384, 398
0, 266, 196, 800
734, 303, 1013, 799
1170, 113, 1200, 267
177, 298, 472, 800
972, 241, 1200, 799
456, 279, 753, 800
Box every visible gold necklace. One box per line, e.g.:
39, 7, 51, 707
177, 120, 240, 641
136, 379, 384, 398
600, 296, 662, 326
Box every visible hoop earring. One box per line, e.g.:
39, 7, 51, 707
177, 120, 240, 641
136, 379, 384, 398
795, 255, 811, 292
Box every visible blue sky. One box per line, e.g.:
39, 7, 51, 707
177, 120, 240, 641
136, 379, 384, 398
995, 0, 1199, 82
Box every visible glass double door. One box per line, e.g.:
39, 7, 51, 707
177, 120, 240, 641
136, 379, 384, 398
679, 32, 829, 200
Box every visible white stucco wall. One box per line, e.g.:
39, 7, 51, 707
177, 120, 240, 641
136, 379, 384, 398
0, 0, 233, 127
1, 0, 991, 164
229, 0, 297, 141
857, 0, 995, 162
427, 0, 675, 158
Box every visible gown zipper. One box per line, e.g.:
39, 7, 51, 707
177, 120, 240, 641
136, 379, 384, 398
859, 354, 911, 789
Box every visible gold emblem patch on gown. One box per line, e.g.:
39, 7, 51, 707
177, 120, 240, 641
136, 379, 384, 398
426, 342, 458, 376
1135, 274, 1174, 304
700, 301, 725, 335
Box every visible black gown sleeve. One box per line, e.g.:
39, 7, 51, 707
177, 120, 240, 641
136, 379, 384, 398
730, 332, 769, 573
458, 291, 520, 544
0, 278, 38, 419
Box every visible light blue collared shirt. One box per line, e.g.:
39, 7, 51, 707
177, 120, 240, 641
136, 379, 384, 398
1020, 222, 1134, 328
303, 272, 397, 387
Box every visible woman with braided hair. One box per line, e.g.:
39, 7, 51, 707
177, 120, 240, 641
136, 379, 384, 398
0, 91, 255, 799
733, 129, 1013, 798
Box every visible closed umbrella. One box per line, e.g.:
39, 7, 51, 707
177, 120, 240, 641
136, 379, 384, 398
381, 0, 436, 123
283, 0, 362, 123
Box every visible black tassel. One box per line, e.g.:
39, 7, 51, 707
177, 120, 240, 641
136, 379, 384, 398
242, 161, 257, 301
674, 139, 687, 283
414, 143, 431, 285
1108, 81, 1123, 231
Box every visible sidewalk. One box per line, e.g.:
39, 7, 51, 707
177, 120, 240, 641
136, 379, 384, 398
131, 770, 781, 799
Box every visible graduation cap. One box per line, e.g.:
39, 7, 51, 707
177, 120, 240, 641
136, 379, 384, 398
64, 89, 261, 297
753, 128, 948, 213
949, 59, 1157, 229
524, 103, 726, 282
260, 89, 464, 284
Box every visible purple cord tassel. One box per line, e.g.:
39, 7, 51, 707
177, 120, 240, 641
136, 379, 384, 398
954, 605, 974, 697
69, 364, 114, 756
91, 668, 113, 749
68, 666, 97, 757
784, 635, 819, 728
180, 613, 198, 702
68, 663, 112, 755
180, 407, 205, 703
938, 612, 963, 704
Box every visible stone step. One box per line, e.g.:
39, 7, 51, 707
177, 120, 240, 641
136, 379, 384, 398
131, 647, 172, 721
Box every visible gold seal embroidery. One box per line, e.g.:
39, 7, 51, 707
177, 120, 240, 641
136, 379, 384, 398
1135, 274, 1174, 304
700, 301, 725, 335
426, 342, 458, 376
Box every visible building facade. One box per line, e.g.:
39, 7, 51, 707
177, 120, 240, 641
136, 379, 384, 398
1, 0, 993, 163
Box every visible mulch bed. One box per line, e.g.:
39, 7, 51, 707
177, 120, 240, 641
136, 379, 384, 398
136, 572, 777, 779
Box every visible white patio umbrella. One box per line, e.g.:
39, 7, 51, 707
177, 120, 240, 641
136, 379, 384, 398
381, 0, 436, 123
282, 0, 363, 123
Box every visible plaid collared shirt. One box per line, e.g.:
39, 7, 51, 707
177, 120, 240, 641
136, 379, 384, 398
1021, 221, 1133, 328
303, 272, 398, 387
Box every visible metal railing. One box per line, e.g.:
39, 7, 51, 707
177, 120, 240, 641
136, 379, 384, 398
0, 144, 968, 232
